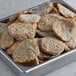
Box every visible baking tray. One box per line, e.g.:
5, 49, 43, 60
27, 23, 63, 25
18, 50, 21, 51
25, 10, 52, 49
0, 0, 76, 76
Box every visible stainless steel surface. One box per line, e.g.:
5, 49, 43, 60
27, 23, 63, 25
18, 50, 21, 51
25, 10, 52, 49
63, 0, 76, 10
0, 0, 51, 20
0, 0, 76, 76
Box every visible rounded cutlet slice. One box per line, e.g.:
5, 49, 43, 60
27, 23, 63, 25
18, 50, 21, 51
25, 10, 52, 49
0, 32, 14, 49
57, 4, 76, 18
52, 18, 75, 41
38, 14, 61, 32
18, 14, 41, 23
13, 39, 40, 64
8, 22, 37, 41
40, 37, 64, 55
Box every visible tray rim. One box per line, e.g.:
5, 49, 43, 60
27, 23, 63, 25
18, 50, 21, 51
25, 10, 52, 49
0, 48, 76, 73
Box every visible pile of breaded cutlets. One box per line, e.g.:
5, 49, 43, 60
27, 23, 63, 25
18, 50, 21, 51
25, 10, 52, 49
0, 2, 76, 66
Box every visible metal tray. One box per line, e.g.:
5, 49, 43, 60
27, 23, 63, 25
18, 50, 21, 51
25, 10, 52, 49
0, 0, 76, 76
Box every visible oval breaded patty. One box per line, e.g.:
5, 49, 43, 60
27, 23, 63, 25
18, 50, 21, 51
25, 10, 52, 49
38, 14, 60, 32
0, 32, 14, 49
52, 19, 75, 41
18, 14, 41, 23
40, 37, 64, 55
13, 39, 40, 64
8, 22, 37, 41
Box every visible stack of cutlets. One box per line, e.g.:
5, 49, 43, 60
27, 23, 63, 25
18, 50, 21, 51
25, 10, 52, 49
0, 2, 76, 66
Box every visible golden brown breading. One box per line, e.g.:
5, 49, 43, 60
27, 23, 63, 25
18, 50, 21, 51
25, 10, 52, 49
18, 14, 41, 23
0, 32, 14, 49
52, 18, 75, 41
1, 3, 76, 66
40, 37, 65, 55
8, 22, 37, 41
38, 14, 61, 32
13, 39, 40, 64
